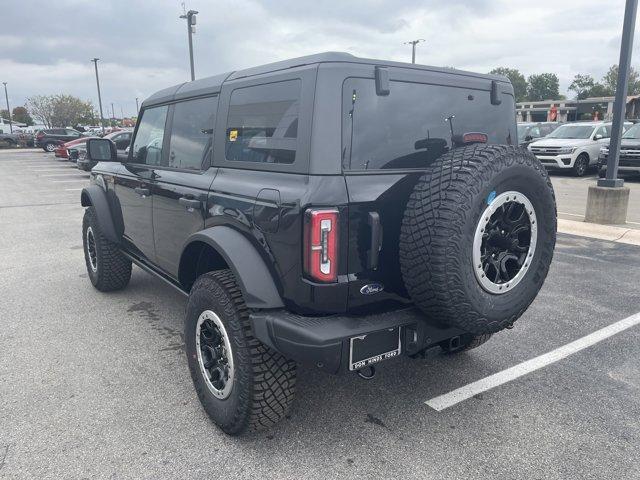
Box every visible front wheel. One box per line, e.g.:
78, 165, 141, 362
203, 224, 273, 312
185, 270, 297, 435
44, 142, 57, 152
572, 154, 589, 176
82, 207, 131, 291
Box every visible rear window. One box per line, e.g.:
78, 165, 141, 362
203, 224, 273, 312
342, 78, 515, 170
225, 80, 300, 164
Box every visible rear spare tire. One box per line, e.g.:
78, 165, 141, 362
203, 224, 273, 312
399, 145, 556, 335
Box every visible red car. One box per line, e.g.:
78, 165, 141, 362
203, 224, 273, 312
54, 137, 94, 159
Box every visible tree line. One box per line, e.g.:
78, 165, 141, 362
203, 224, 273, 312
490, 64, 640, 103
0, 94, 96, 128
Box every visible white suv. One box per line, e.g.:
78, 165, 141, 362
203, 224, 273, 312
528, 122, 629, 176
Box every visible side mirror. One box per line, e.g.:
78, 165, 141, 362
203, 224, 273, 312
86, 138, 117, 162
594, 134, 603, 140
525, 135, 533, 142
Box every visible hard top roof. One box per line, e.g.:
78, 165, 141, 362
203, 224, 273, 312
141, 52, 510, 108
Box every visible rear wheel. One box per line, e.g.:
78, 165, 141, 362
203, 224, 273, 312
44, 142, 57, 152
399, 145, 557, 335
185, 270, 297, 435
572, 154, 589, 176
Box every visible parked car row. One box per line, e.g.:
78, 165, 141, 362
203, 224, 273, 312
35, 127, 129, 152
520, 121, 635, 177
43, 129, 132, 171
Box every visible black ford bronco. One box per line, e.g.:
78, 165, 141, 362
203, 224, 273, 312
80, 53, 556, 435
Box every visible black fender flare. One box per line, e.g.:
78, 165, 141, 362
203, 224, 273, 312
183, 226, 284, 309
80, 185, 119, 244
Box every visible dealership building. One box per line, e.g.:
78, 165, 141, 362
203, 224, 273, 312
516, 95, 640, 123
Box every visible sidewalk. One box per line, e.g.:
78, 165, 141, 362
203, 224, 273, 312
558, 217, 640, 246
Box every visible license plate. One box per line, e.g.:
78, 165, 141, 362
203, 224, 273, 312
349, 327, 401, 371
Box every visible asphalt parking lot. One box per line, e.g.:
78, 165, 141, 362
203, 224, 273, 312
1, 150, 639, 479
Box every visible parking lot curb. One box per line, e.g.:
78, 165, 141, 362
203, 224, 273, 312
558, 218, 640, 245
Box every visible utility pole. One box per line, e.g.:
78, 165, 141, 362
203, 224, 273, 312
3, 82, 13, 133
180, 7, 198, 81
120, 106, 124, 122
135, 97, 139, 113
91, 58, 105, 134
404, 39, 425, 64
111, 102, 115, 127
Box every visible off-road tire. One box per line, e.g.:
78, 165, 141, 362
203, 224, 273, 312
440, 333, 492, 353
44, 142, 57, 152
185, 270, 297, 435
572, 153, 589, 177
82, 207, 131, 291
399, 145, 556, 335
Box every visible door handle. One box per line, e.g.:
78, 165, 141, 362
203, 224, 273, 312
134, 187, 150, 197
179, 197, 201, 210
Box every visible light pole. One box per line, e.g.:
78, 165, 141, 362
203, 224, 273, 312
135, 97, 139, 113
599, 0, 638, 188
404, 39, 425, 64
180, 9, 198, 81
2, 82, 12, 133
91, 58, 105, 134
111, 102, 115, 127
585, 0, 636, 225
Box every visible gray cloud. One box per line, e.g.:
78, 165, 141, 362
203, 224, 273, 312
0, 0, 633, 117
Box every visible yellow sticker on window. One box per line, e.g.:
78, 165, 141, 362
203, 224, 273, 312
229, 129, 238, 142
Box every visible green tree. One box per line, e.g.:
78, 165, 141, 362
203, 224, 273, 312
0, 109, 8, 121
489, 67, 527, 102
26, 94, 94, 128
12, 106, 33, 126
569, 74, 596, 100
601, 64, 640, 96
526, 73, 560, 101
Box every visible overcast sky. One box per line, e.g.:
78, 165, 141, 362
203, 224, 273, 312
1, 0, 636, 117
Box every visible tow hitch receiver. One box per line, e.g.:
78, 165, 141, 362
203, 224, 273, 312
349, 327, 401, 371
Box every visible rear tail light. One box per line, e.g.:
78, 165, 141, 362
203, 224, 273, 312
303, 208, 339, 283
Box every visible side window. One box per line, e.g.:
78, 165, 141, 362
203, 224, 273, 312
168, 96, 217, 170
66, 129, 79, 136
131, 105, 168, 165
529, 126, 541, 137
225, 80, 300, 164
594, 126, 607, 139
53, 129, 66, 135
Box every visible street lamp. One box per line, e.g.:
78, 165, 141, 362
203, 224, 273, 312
91, 58, 105, 134
2, 82, 12, 134
404, 39, 425, 64
180, 9, 198, 81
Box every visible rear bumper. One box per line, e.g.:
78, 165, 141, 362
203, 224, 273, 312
250, 307, 465, 374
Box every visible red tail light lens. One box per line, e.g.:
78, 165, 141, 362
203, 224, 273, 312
303, 208, 339, 283
462, 132, 488, 144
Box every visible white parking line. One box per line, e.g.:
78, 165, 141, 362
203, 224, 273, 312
64, 188, 83, 191
425, 312, 640, 412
